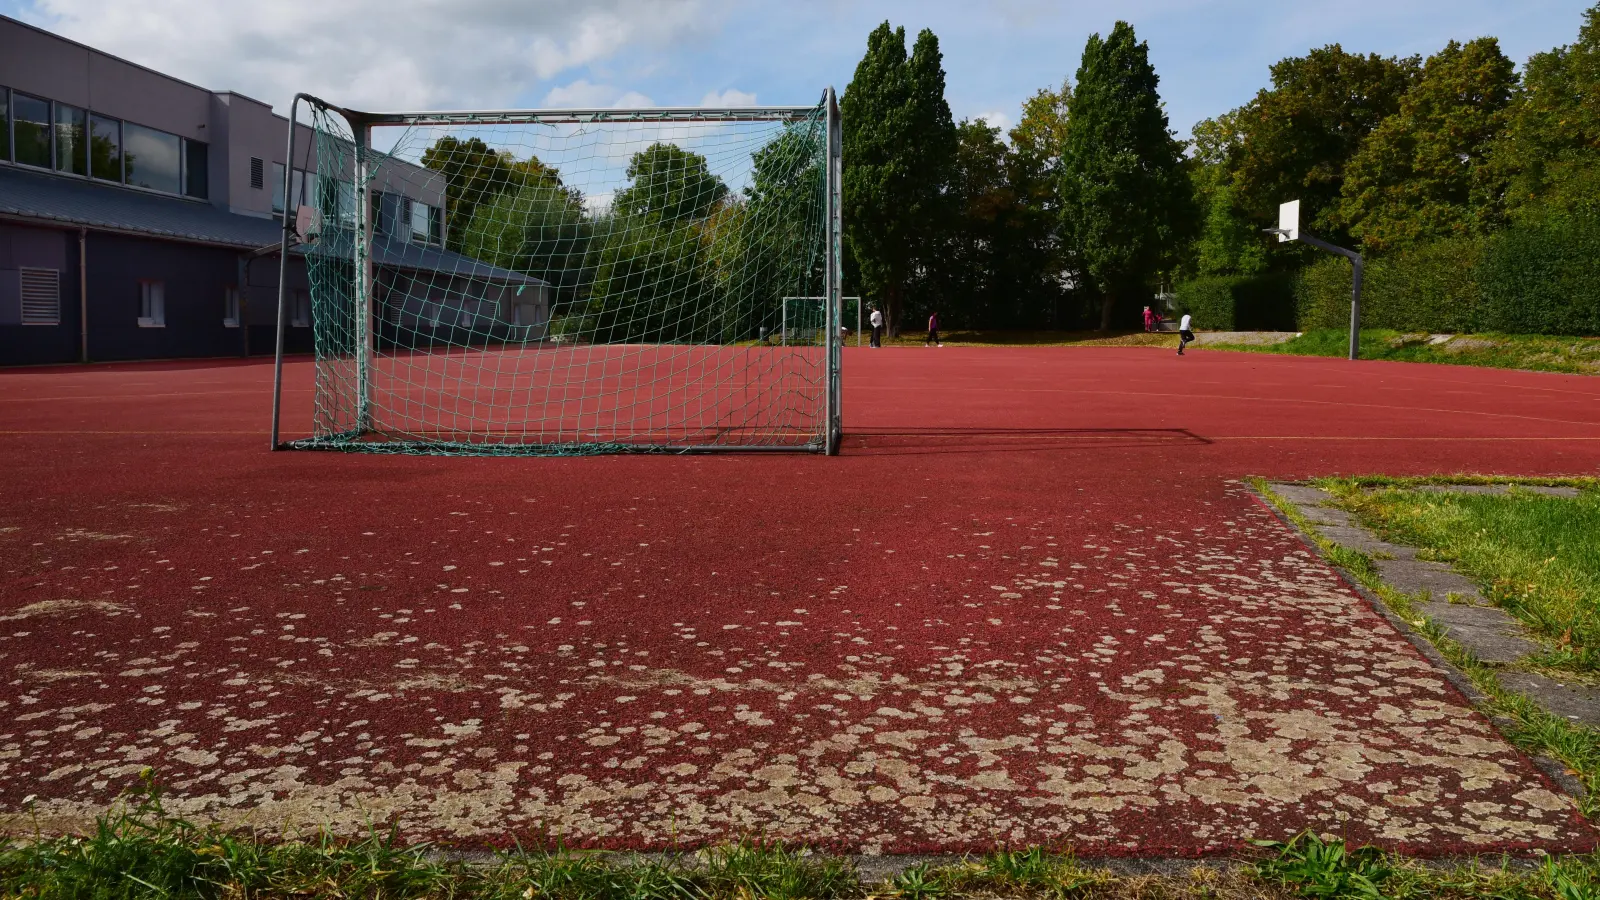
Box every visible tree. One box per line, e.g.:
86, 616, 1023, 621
1059, 21, 1194, 330
1335, 38, 1516, 252
1227, 46, 1420, 243
734, 126, 828, 333
421, 136, 516, 252
1007, 82, 1075, 326
841, 22, 957, 336
587, 145, 727, 342
1483, 3, 1600, 220
938, 120, 1016, 327
612, 143, 728, 225
459, 158, 592, 315
1188, 110, 1267, 275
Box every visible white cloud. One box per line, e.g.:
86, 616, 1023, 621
542, 80, 655, 109
15, 0, 716, 114
699, 88, 758, 107
975, 110, 1012, 131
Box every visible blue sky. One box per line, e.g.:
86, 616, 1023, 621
5, 0, 1595, 140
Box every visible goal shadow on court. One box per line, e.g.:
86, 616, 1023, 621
841, 427, 1210, 456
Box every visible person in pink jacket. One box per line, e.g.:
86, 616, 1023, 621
926, 312, 942, 347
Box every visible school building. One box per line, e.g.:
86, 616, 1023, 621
0, 14, 546, 367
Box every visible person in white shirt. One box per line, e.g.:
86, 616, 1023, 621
1177, 313, 1195, 356
868, 307, 884, 348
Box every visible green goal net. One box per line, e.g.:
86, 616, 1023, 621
272, 93, 842, 455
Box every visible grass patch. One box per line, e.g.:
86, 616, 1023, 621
1251, 478, 1600, 820
1211, 330, 1600, 374
6, 774, 1599, 899
1315, 477, 1600, 673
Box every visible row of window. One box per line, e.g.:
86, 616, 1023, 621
135, 280, 309, 329
0, 86, 208, 199
8, 269, 535, 333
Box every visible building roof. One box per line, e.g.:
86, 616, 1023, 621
0, 165, 540, 284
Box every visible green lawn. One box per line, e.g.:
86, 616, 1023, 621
5, 778, 1598, 900
1212, 329, 1600, 374
872, 328, 1174, 347
1317, 478, 1600, 672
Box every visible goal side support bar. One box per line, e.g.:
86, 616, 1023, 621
825, 87, 843, 456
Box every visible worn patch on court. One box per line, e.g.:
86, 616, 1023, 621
0, 483, 1590, 855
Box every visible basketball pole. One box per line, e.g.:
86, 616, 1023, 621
1297, 233, 1363, 361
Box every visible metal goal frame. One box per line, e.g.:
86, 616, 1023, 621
269, 90, 844, 456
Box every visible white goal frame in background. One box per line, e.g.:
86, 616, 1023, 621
781, 296, 863, 346
268, 91, 845, 456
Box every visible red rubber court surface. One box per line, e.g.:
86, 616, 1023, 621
1, 346, 1597, 856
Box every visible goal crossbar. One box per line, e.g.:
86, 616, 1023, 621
350, 106, 827, 128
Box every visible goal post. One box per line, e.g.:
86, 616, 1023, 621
271, 90, 843, 455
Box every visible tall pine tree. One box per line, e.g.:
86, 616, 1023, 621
842, 22, 956, 336
1059, 21, 1193, 330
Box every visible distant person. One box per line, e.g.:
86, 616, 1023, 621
926, 311, 941, 347
1177, 313, 1195, 356
1143, 306, 1155, 332
869, 306, 884, 348
759, 326, 771, 346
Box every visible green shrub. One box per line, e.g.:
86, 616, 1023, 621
1479, 210, 1600, 335
1296, 235, 1485, 333
1173, 273, 1296, 330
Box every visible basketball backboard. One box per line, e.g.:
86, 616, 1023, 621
1277, 200, 1300, 243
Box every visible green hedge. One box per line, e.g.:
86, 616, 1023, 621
1173, 273, 1296, 330
1296, 236, 1484, 333
1295, 218, 1600, 336
1479, 212, 1600, 335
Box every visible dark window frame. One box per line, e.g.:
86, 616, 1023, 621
2, 87, 12, 164
183, 138, 208, 199
12, 90, 52, 170
53, 102, 86, 176
89, 113, 123, 183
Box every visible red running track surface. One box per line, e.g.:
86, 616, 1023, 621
0, 346, 1596, 855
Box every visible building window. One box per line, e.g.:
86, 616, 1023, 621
411, 200, 441, 246
224, 287, 241, 327
271, 162, 285, 213
1, 88, 10, 163
124, 123, 182, 194
20, 268, 61, 325
370, 191, 386, 236
138, 280, 165, 327
53, 103, 86, 176
184, 139, 208, 199
291, 289, 310, 328
90, 114, 122, 182
13, 91, 51, 169
251, 156, 265, 190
